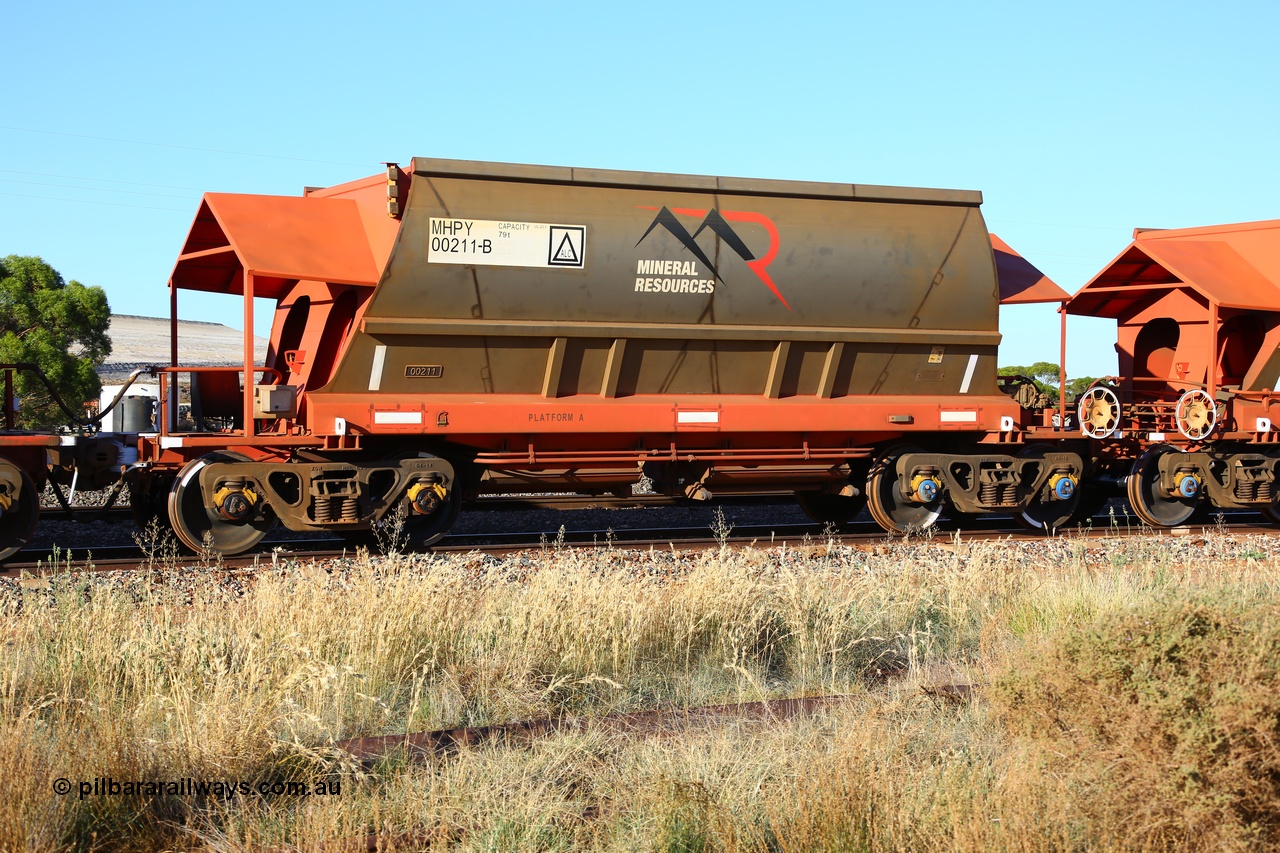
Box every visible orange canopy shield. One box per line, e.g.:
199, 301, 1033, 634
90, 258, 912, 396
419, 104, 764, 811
1067, 219, 1280, 317
170, 193, 381, 298
990, 234, 1069, 304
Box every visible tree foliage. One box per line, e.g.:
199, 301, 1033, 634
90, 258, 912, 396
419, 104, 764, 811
999, 361, 1061, 386
1067, 375, 1102, 399
0, 255, 111, 429
999, 363, 1100, 405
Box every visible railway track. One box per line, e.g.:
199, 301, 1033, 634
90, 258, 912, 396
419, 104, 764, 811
34, 491, 797, 520
4, 508, 1274, 577
336, 694, 861, 767
310, 692, 887, 853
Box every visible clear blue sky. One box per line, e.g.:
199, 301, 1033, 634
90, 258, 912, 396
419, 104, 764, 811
4, 0, 1277, 380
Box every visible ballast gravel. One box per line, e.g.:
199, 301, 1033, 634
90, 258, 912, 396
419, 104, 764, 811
4, 527, 1278, 614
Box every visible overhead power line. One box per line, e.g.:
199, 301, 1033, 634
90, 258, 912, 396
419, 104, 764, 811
986, 217, 1120, 232
0, 168, 207, 192
0, 125, 369, 168
0, 191, 189, 214
0, 178, 196, 201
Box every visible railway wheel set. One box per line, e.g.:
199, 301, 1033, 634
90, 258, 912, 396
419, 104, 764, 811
6, 158, 1280, 560
0, 460, 39, 562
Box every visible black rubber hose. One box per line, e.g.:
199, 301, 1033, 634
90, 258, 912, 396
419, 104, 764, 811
4, 363, 158, 429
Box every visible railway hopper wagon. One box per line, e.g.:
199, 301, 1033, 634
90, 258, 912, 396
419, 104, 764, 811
136, 158, 1080, 554
0, 365, 61, 560
1068, 219, 1280, 527
0, 364, 148, 561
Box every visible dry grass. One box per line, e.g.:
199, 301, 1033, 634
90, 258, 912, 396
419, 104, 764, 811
2, 529, 1278, 851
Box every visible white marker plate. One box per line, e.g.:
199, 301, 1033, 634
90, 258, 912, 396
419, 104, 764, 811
427, 218, 585, 269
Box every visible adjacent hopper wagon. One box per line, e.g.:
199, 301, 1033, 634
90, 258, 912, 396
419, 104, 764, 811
1066, 219, 1280, 527
0, 365, 57, 561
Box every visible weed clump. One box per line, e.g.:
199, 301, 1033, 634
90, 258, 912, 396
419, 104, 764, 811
993, 592, 1280, 848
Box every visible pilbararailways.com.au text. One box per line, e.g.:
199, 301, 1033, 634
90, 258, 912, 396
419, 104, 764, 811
52, 776, 341, 800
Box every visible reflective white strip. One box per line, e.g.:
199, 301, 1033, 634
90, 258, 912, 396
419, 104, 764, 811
677, 410, 719, 424
60, 436, 77, 446
373, 411, 422, 425
940, 411, 978, 423
958, 353, 979, 394
159, 436, 185, 448
1148, 432, 1166, 441
369, 345, 387, 391
334, 417, 347, 435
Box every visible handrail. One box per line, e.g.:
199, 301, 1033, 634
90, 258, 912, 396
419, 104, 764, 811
150, 365, 283, 383
1, 362, 158, 431
152, 364, 284, 437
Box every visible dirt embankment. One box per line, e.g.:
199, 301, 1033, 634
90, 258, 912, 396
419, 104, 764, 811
98, 314, 268, 383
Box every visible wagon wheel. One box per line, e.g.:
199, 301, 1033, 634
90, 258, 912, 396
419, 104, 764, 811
1125, 445, 1199, 528
1078, 385, 1121, 439
168, 452, 277, 555
347, 496, 461, 553
1262, 503, 1280, 527
866, 445, 942, 534
0, 463, 39, 562
397, 487, 460, 550
1175, 389, 1218, 440
1015, 445, 1080, 535
796, 491, 868, 526
362, 452, 462, 553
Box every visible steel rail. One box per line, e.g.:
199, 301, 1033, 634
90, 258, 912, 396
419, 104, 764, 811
336, 694, 859, 768
3, 512, 1275, 577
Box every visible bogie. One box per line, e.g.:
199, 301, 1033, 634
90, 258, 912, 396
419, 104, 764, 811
161, 450, 460, 556
865, 445, 1084, 535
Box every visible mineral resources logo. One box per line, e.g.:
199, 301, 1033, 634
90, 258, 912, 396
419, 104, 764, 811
635, 206, 789, 310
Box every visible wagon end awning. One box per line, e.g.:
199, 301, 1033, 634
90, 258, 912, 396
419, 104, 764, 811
1066, 219, 1280, 317
170, 193, 381, 299
990, 234, 1070, 305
